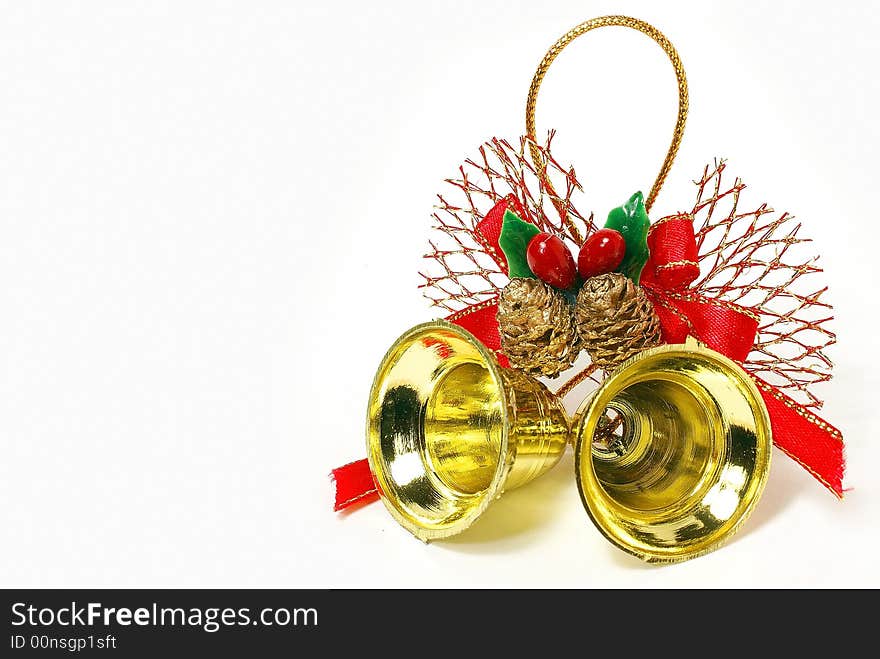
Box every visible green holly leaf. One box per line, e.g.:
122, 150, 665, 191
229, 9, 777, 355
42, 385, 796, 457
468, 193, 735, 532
605, 191, 650, 282
498, 209, 541, 279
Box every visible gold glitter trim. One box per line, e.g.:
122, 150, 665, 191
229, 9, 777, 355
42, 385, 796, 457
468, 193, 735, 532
445, 297, 500, 322
656, 259, 699, 271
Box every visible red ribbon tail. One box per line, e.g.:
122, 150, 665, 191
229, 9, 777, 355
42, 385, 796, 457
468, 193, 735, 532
331, 459, 379, 511
752, 377, 845, 497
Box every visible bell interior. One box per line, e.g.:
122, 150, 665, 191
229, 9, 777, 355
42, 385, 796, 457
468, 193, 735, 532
590, 379, 720, 511
577, 348, 770, 562
367, 327, 507, 537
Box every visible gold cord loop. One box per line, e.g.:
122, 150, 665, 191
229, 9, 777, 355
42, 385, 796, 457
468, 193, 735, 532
526, 15, 689, 220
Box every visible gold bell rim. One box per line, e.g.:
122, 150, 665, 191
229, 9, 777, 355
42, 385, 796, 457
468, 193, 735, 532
366, 320, 513, 541
573, 341, 773, 564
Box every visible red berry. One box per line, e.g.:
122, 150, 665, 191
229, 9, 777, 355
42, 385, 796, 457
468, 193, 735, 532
526, 233, 577, 289
578, 229, 626, 279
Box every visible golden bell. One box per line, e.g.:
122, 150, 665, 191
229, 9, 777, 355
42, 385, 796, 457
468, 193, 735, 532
573, 340, 772, 563
366, 320, 570, 540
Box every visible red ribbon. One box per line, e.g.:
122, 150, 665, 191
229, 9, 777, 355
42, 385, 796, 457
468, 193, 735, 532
754, 378, 844, 496
641, 214, 844, 497
446, 300, 509, 368
331, 459, 379, 511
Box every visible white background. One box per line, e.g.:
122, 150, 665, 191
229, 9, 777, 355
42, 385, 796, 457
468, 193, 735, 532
1, 1, 877, 587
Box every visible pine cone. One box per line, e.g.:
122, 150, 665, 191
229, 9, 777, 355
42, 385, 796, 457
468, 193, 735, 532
574, 273, 662, 373
497, 278, 580, 378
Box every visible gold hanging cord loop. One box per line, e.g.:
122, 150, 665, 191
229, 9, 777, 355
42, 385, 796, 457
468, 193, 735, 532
526, 15, 689, 238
